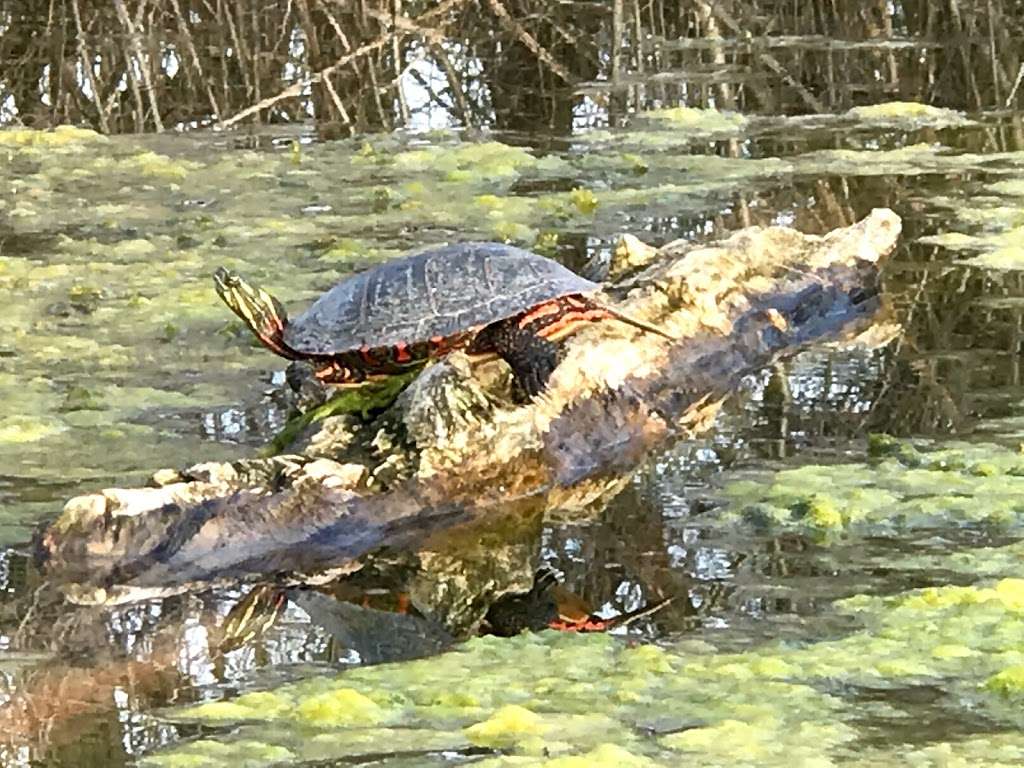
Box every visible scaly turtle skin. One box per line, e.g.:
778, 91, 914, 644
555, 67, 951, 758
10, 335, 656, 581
214, 242, 670, 396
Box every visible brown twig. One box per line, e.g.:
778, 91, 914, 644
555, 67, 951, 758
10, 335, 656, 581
168, 0, 222, 120
218, 0, 468, 129
69, 0, 110, 133
222, 0, 255, 105
112, 0, 164, 131
484, 0, 575, 85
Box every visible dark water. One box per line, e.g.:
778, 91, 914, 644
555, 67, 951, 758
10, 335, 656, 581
3, 55, 1024, 767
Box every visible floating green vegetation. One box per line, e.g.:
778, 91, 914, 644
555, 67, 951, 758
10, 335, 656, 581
718, 436, 1024, 537
1, 115, 1021, 543
635, 106, 749, 133
386, 141, 568, 184
0, 125, 107, 148
265, 371, 420, 456
912, 165, 1024, 269
844, 101, 972, 129
145, 566, 1024, 767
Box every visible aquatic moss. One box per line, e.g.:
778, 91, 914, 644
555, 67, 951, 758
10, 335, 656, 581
0, 125, 107, 147
719, 438, 1024, 536
143, 738, 294, 768
0, 415, 66, 444
147, 571, 1024, 767
121, 150, 198, 180
568, 188, 599, 215
178, 690, 293, 721
296, 687, 387, 727
391, 142, 545, 181
474, 744, 659, 768
985, 666, 1024, 698
845, 102, 970, 127
636, 107, 748, 133
465, 704, 549, 744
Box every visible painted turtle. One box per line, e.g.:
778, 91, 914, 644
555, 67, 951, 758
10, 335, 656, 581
214, 242, 670, 396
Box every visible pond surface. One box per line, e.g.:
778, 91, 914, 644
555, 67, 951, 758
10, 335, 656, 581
3, 102, 1024, 765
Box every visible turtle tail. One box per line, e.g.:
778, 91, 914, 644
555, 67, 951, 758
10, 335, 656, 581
213, 267, 303, 360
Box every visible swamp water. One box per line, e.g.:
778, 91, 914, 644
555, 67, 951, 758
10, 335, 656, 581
2, 105, 1024, 765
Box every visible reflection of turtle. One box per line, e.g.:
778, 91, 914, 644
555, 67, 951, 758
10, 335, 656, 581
214, 242, 670, 396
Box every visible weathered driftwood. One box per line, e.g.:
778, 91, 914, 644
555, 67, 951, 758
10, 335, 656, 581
37, 209, 901, 605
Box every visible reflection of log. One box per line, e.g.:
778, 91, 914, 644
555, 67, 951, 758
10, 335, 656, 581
38, 210, 900, 605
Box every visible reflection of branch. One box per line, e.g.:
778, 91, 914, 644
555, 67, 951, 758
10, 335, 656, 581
321, 70, 353, 128
1006, 62, 1024, 107
218, 0, 468, 129
702, 2, 826, 113
408, 63, 455, 113
484, 0, 575, 85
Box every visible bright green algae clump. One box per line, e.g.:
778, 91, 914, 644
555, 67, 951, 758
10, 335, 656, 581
719, 436, 1024, 537
144, 577, 1024, 768
143, 632, 852, 767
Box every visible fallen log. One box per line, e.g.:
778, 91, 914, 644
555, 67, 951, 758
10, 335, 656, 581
37, 209, 901, 605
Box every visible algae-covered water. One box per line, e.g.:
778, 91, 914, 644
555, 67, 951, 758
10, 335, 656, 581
4, 103, 1024, 765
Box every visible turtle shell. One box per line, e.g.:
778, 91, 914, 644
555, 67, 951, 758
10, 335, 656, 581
284, 242, 601, 354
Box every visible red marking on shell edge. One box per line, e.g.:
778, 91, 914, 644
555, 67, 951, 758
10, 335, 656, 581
358, 345, 377, 366
394, 342, 412, 363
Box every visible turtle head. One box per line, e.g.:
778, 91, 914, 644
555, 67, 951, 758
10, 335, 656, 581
213, 268, 302, 360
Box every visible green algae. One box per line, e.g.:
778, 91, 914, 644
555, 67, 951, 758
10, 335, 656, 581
718, 437, 1024, 537
851, 735, 1024, 768
0, 125, 107, 148
141, 739, 294, 768
9, 72, 1024, 768
146, 631, 833, 766
637, 106, 749, 133
844, 101, 971, 128
265, 370, 419, 455
146, 563, 1024, 768
140, 426, 1024, 765
985, 665, 1024, 698
10, 118, 1010, 542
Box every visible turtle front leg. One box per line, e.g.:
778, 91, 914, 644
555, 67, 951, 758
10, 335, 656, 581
469, 305, 571, 398
471, 295, 640, 397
